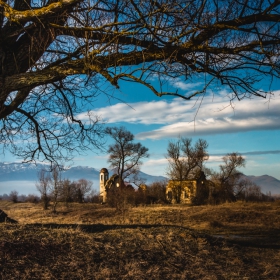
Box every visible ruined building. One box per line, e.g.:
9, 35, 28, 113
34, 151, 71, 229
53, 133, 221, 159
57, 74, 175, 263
99, 168, 121, 203
166, 171, 208, 204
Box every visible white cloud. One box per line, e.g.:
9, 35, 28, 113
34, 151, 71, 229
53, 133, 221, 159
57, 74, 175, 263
143, 158, 169, 166
76, 89, 280, 140
208, 155, 224, 163
136, 116, 280, 140
172, 81, 202, 91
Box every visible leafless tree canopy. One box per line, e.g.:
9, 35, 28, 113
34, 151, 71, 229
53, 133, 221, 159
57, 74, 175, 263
106, 126, 149, 184
167, 137, 209, 180
210, 152, 246, 202
1, 0, 280, 162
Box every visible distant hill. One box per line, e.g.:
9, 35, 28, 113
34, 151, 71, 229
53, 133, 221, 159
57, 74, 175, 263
0, 162, 279, 195
244, 175, 280, 195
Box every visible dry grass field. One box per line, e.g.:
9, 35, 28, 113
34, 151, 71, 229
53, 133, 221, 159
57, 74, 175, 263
1, 201, 280, 279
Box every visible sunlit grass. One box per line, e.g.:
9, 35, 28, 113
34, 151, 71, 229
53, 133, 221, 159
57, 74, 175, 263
1, 201, 280, 279
1, 201, 279, 235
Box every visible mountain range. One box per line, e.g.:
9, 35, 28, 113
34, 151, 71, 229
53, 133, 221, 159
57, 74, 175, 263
0, 162, 279, 195
0, 162, 166, 183
0, 162, 167, 195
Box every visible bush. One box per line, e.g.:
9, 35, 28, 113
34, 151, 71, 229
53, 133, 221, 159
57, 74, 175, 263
26, 194, 40, 204
9, 190, 18, 203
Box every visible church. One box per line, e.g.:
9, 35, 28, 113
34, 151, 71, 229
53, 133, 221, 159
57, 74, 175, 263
166, 171, 208, 204
99, 168, 134, 203
100, 168, 119, 203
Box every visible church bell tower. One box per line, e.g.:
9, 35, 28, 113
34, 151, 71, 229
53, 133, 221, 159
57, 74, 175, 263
100, 168, 109, 203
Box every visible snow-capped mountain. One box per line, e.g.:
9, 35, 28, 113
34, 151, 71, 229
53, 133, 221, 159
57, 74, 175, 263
0, 162, 100, 182
0, 162, 166, 183
0, 162, 279, 195
0, 162, 45, 181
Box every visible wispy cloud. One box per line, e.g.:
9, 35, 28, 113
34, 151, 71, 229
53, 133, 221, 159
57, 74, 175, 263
210, 150, 280, 156
172, 80, 202, 91
136, 116, 280, 139
77, 89, 280, 140
237, 150, 280, 156
143, 158, 169, 166
208, 155, 225, 163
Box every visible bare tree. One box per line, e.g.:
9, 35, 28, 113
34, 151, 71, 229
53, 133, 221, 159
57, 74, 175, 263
235, 178, 262, 202
147, 181, 167, 204
59, 179, 75, 207
244, 183, 262, 202
75, 179, 93, 203
166, 137, 208, 203
36, 169, 51, 209
210, 152, 246, 203
86, 189, 100, 203
1, 1, 280, 163
46, 177, 93, 206
50, 165, 63, 212
167, 138, 209, 180
9, 190, 18, 203
106, 126, 149, 186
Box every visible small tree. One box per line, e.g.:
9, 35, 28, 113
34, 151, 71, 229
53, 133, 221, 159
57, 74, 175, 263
75, 179, 93, 203
235, 179, 263, 202
147, 181, 167, 204
49, 165, 63, 213
107, 183, 135, 212
36, 169, 51, 209
9, 191, 18, 203
59, 179, 75, 207
86, 190, 100, 203
135, 184, 148, 206
26, 194, 40, 204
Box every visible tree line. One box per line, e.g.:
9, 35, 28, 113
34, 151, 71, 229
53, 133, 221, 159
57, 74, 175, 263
0, 168, 98, 210
36, 166, 96, 211
0, 191, 40, 204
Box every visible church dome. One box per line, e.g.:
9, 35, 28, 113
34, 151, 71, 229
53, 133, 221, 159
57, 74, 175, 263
100, 168, 109, 173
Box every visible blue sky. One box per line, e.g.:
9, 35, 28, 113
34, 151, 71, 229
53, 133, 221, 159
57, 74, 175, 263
73, 74, 280, 180
2, 75, 280, 180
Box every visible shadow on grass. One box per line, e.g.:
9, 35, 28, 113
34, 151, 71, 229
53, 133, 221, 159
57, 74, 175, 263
28, 222, 196, 234
26, 223, 280, 249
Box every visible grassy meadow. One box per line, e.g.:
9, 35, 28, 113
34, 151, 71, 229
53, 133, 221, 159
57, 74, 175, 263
0, 201, 280, 279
